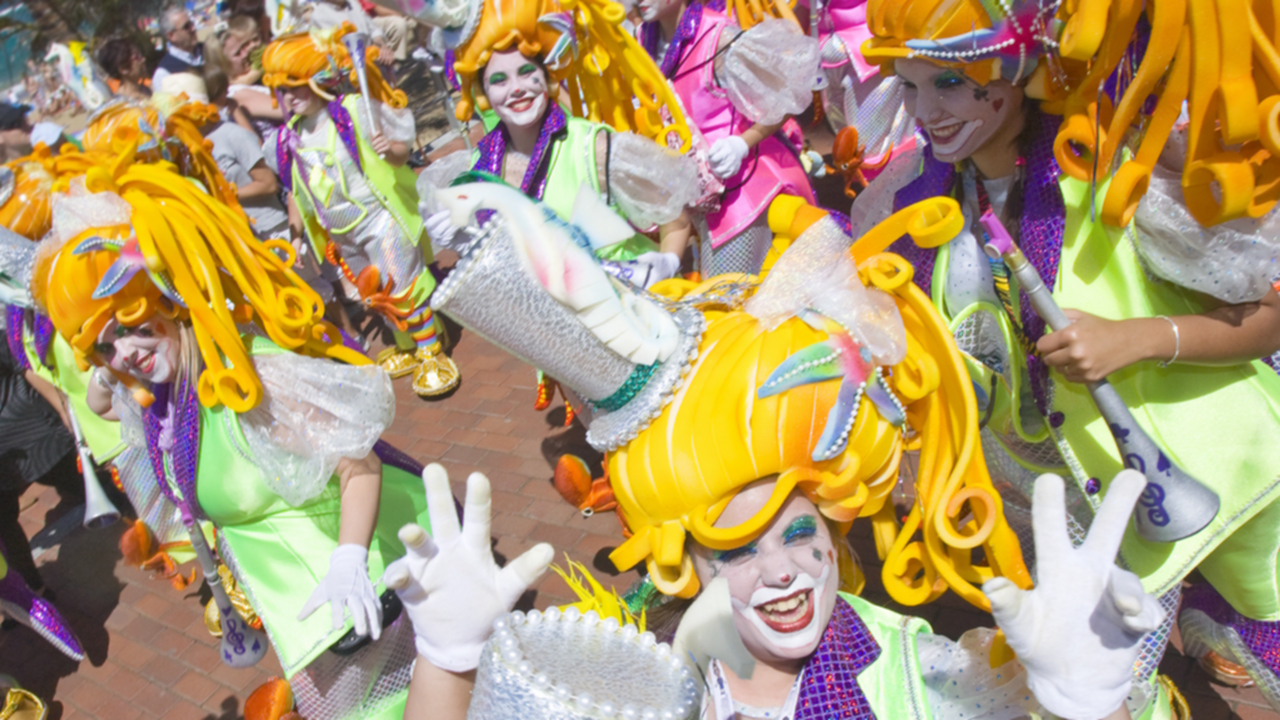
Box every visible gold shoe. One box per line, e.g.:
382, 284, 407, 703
412, 346, 460, 397
0, 689, 47, 720
376, 347, 418, 379
1197, 650, 1255, 687
204, 564, 262, 638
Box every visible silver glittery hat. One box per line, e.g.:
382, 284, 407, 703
428, 182, 703, 452
469, 607, 701, 719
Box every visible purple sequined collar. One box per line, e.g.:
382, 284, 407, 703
640, 2, 704, 78
792, 597, 882, 720
890, 109, 1065, 413
471, 103, 568, 200
142, 378, 202, 522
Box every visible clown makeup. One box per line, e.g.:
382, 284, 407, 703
690, 485, 840, 666
93, 316, 182, 386
895, 58, 1022, 168
483, 49, 549, 131
279, 84, 324, 118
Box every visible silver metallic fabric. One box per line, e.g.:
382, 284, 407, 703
468, 608, 702, 720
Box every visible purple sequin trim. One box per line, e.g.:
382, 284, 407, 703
471, 103, 568, 201
0, 535, 84, 660
792, 598, 881, 720
276, 126, 297, 194
329, 96, 363, 176
445, 49, 460, 91
142, 379, 202, 521
892, 111, 1065, 415
5, 305, 30, 373
373, 439, 424, 477
1183, 583, 1280, 677
33, 313, 54, 368
640, 2, 703, 78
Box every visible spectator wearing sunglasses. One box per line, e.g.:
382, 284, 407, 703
152, 5, 205, 89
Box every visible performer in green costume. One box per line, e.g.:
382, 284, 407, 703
855, 0, 1280, 703
261, 22, 460, 398
415, 0, 702, 290
33, 149, 431, 720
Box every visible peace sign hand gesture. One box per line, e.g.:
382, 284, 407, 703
984, 470, 1165, 720
383, 464, 554, 673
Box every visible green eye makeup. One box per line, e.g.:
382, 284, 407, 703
783, 515, 818, 544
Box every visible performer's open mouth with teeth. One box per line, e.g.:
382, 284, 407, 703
755, 587, 816, 633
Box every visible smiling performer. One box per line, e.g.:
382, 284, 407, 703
405, 0, 701, 290
261, 23, 460, 398
376, 183, 1170, 720
855, 0, 1280, 702
32, 147, 434, 720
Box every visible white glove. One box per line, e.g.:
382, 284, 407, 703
707, 135, 750, 180
608, 251, 681, 289
424, 210, 460, 249
984, 470, 1165, 720
383, 464, 554, 672
298, 544, 383, 641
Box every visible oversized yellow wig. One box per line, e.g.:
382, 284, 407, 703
453, 0, 693, 151
606, 201, 1031, 608
81, 97, 245, 216
31, 147, 367, 414
261, 22, 407, 109
862, 0, 1280, 228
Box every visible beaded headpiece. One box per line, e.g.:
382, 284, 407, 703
864, 0, 1280, 228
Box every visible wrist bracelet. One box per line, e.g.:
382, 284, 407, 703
1157, 315, 1180, 368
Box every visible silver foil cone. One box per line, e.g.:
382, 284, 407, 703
431, 216, 638, 400
431, 215, 704, 452
468, 608, 702, 720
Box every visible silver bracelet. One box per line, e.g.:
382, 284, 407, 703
1157, 315, 1180, 368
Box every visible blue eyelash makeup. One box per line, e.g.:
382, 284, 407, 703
783, 515, 818, 544
713, 542, 757, 564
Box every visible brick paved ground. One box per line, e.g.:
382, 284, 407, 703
1, 166, 1277, 718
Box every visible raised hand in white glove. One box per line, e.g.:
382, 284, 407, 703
425, 210, 461, 250
607, 251, 681, 289
382, 464, 554, 672
298, 544, 383, 641
707, 135, 750, 180
984, 470, 1164, 720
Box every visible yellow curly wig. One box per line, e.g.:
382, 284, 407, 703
606, 203, 1030, 608
32, 146, 367, 413
863, 0, 1280, 228
454, 0, 693, 150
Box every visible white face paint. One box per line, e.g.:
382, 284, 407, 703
482, 49, 550, 132
896, 58, 1020, 165
690, 485, 841, 665
94, 316, 182, 385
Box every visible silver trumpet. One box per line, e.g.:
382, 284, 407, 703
977, 211, 1220, 542
63, 395, 120, 530
341, 31, 385, 158
184, 516, 268, 667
